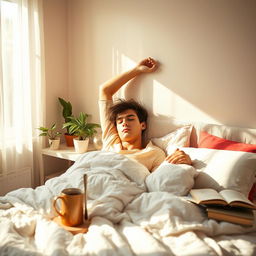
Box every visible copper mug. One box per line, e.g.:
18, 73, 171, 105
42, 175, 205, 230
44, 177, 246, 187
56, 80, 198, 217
53, 188, 84, 227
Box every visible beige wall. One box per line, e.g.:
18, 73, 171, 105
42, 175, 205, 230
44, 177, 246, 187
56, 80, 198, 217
43, 0, 256, 133
44, 0, 68, 130
67, 0, 256, 128
43, 0, 69, 175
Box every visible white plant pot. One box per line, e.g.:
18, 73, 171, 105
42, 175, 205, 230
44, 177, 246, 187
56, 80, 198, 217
73, 138, 89, 153
49, 138, 60, 150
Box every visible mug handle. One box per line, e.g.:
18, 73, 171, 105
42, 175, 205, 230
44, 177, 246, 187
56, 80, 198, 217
53, 196, 65, 217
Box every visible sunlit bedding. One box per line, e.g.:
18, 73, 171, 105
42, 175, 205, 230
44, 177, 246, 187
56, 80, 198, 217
0, 119, 256, 256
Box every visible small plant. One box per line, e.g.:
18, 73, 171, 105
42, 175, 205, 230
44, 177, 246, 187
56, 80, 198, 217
37, 123, 61, 140
58, 97, 73, 135
63, 112, 100, 140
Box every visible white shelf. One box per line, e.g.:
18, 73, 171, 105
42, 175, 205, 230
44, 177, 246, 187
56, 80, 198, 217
42, 143, 97, 161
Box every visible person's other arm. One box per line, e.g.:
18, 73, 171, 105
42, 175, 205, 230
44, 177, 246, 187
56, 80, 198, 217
152, 148, 192, 172
99, 57, 158, 100
165, 149, 192, 165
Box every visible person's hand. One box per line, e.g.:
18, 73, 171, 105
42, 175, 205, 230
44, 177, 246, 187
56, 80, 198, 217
165, 148, 192, 165
135, 57, 158, 73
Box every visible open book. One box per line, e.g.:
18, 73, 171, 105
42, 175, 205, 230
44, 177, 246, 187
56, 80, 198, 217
189, 188, 256, 210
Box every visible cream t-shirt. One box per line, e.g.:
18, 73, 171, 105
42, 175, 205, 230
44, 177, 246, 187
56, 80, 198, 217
99, 100, 166, 172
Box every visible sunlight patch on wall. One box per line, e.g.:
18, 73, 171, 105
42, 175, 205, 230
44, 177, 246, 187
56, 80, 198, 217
112, 51, 137, 100
152, 80, 219, 124
110, 52, 219, 124
152, 80, 173, 115
112, 50, 136, 76
121, 54, 136, 72
111, 47, 120, 78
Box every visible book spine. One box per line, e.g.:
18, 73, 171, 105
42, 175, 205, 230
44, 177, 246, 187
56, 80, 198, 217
208, 213, 253, 226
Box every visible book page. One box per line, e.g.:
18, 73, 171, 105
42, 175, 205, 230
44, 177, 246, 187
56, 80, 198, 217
190, 188, 226, 204
220, 190, 256, 208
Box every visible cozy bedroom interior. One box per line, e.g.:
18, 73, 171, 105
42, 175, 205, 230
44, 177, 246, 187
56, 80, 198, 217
0, 0, 256, 255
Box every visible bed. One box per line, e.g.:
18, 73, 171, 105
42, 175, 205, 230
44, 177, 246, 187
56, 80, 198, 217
0, 118, 256, 256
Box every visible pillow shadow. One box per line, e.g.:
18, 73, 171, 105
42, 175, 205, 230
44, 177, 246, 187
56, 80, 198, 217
192, 159, 223, 191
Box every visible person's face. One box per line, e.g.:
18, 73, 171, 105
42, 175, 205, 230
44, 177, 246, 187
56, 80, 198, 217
116, 109, 146, 143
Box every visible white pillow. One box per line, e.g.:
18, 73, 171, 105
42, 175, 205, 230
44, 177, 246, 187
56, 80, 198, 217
181, 147, 256, 197
151, 125, 192, 155
145, 162, 197, 196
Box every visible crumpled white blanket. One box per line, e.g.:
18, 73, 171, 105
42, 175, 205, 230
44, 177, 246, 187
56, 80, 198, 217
0, 151, 255, 256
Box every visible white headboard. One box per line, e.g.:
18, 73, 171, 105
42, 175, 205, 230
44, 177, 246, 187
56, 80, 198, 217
145, 116, 256, 147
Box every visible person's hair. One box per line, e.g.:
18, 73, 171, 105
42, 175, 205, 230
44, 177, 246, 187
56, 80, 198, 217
108, 99, 148, 127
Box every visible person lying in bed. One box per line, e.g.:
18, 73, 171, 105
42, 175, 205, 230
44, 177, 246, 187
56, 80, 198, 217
99, 57, 192, 172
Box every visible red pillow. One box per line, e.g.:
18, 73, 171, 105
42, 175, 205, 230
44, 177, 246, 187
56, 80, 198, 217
199, 131, 256, 201
199, 131, 256, 153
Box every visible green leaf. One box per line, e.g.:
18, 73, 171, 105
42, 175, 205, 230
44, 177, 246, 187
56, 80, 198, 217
39, 132, 47, 136
63, 122, 73, 129
51, 123, 56, 130
62, 112, 100, 139
37, 123, 61, 139
59, 98, 72, 118
59, 98, 73, 134
38, 127, 48, 132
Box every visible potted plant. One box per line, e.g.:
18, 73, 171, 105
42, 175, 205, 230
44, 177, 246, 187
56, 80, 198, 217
58, 97, 77, 147
37, 123, 62, 150
63, 112, 100, 153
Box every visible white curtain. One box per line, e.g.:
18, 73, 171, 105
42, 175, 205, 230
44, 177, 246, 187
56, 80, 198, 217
0, 0, 45, 187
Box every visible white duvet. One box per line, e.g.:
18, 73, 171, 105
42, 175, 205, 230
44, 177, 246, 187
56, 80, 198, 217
0, 151, 255, 256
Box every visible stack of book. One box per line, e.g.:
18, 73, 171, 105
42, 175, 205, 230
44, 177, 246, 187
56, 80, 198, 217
189, 188, 256, 226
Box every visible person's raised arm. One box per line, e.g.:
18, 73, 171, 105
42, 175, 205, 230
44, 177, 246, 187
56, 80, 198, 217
99, 57, 158, 100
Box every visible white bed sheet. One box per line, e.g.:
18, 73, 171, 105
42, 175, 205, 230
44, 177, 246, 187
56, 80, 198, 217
0, 151, 255, 256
